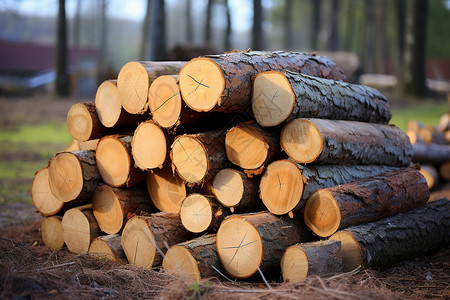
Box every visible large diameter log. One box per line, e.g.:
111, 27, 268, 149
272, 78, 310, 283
330, 198, 450, 271
252, 71, 391, 127
32, 167, 65, 216
95, 80, 148, 128
225, 121, 280, 176
67, 102, 112, 142
281, 118, 412, 166
92, 184, 156, 235
170, 131, 228, 185
178, 50, 346, 113
216, 212, 313, 279
412, 143, 450, 165
88, 234, 126, 262
117, 61, 186, 114
163, 234, 224, 282
41, 216, 64, 251
96, 134, 145, 187
61, 204, 102, 254
212, 168, 262, 212
304, 167, 430, 237
48, 150, 101, 203
121, 213, 193, 268
281, 240, 343, 283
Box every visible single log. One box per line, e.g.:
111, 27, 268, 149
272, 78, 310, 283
438, 113, 450, 132
281, 118, 412, 166
440, 161, 450, 181
178, 50, 346, 113
67, 102, 112, 142
330, 198, 450, 271
148, 75, 182, 128
281, 240, 343, 283
260, 160, 399, 215
41, 216, 64, 251
420, 164, 439, 189
88, 234, 126, 262
180, 193, 228, 233
170, 130, 228, 185
48, 150, 100, 203
163, 234, 224, 282
117, 61, 186, 114
95, 80, 148, 128
304, 167, 430, 237
121, 213, 193, 268
96, 134, 145, 187
216, 212, 313, 279
212, 168, 262, 212
406, 130, 424, 145
252, 71, 391, 127
92, 184, 156, 235
61, 204, 102, 254
412, 143, 450, 165
132, 120, 171, 170
32, 167, 65, 216
225, 121, 280, 176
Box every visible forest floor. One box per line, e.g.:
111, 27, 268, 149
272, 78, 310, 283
0, 95, 449, 299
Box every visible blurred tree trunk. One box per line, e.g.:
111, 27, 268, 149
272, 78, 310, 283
205, 0, 213, 44
327, 0, 340, 51
343, 0, 355, 52
283, 0, 293, 50
186, 0, 193, 44
252, 0, 265, 50
376, 0, 389, 74
224, 0, 232, 51
140, 0, 152, 60
362, 0, 376, 73
56, 0, 69, 96
395, 0, 405, 75
310, 0, 321, 50
150, 0, 167, 61
97, 0, 107, 82
74, 0, 82, 47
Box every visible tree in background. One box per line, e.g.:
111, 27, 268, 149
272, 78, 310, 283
73, 0, 82, 47
140, 0, 152, 60
56, 0, 69, 96
150, 0, 167, 61
252, 0, 265, 50
283, 0, 293, 50
375, 0, 389, 74
186, 0, 193, 44
310, 0, 321, 50
224, 0, 232, 51
327, 0, 340, 51
205, 0, 213, 44
362, 0, 376, 74
97, 0, 108, 82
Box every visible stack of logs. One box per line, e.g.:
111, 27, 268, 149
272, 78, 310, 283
32, 51, 450, 284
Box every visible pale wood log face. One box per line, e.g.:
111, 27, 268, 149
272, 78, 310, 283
62, 208, 92, 254
67, 103, 93, 141
49, 153, 83, 202
41, 216, 64, 251
92, 186, 123, 235
281, 119, 323, 163
95, 80, 121, 128
280, 245, 308, 282
171, 136, 208, 183
304, 189, 341, 237
148, 75, 181, 128
329, 231, 363, 272
132, 121, 167, 170
32, 167, 64, 216
96, 137, 130, 187
121, 217, 156, 269
212, 168, 244, 207
180, 194, 213, 233
117, 62, 149, 114
146, 168, 186, 214
163, 245, 200, 282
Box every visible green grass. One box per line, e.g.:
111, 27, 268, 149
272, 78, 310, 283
0, 121, 72, 144
390, 101, 448, 131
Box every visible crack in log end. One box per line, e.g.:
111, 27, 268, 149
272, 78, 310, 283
187, 74, 210, 90
153, 92, 180, 113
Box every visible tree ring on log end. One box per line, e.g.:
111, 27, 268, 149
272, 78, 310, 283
92, 185, 124, 234
67, 103, 93, 142
61, 208, 91, 254
32, 167, 64, 216
281, 119, 324, 163
216, 216, 263, 278
117, 62, 150, 114
96, 137, 130, 187
41, 216, 64, 251
163, 245, 200, 282
252, 71, 295, 127
171, 136, 208, 183
178, 58, 225, 112
259, 160, 304, 215
121, 217, 156, 269
212, 169, 244, 207
146, 168, 186, 214
180, 194, 213, 233
88, 238, 116, 261
95, 80, 121, 128
330, 231, 363, 272
304, 190, 341, 237
132, 121, 167, 170
280, 245, 308, 282
148, 75, 182, 128
48, 152, 83, 202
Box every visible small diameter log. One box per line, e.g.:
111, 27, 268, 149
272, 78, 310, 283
440, 161, 450, 181
148, 75, 183, 128
212, 168, 262, 212
61, 204, 102, 254
438, 113, 450, 132
48, 150, 100, 203
32, 167, 65, 216
117, 61, 186, 114
445, 131, 450, 144
178, 50, 346, 113
180, 193, 228, 233
330, 198, 450, 271
225, 121, 280, 176
304, 167, 430, 237
420, 164, 439, 189
418, 125, 446, 145
96, 134, 145, 187
92, 184, 156, 235
171, 131, 228, 185
88, 234, 126, 262
281, 240, 343, 283
252, 71, 391, 127
406, 130, 424, 145
406, 120, 427, 133
281, 118, 412, 166
412, 143, 450, 165
132, 120, 171, 170
67, 102, 111, 142
41, 216, 64, 251
216, 212, 313, 279
95, 80, 148, 128
65, 139, 100, 152
163, 234, 224, 282
121, 213, 193, 268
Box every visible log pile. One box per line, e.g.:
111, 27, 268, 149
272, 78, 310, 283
31, 50, 449, 285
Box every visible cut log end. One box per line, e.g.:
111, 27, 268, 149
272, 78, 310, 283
62, 207, 98, 254
148, 75, 181, 128
32, 167, 64, 216
216, 216, 263, 278
67, 103, 93, 142
252, 71, 294, 127
41, 216, 64, 251
180, 194, 213, 233
420, 165, 438, 189
92, 185, 125, 234
163, 245, 201, 282
212, 168, 244, 207
88, 235, 124, 262
304, 189, 341, 237
48, 152, 83, 202
280, 245, 308, 282
132, 121, 167, 170
117, 62, 150, 114
171, 136, 208, 183
260, 160, 304, 215
281, 119, 324, 163
178, 58, 225, 112
146, 168, 186, 214
121, 217, 156, 269
330, 231, 363, 272
95, 80, 121, 128
440, 161, 450, 181
96, 136, 131, 187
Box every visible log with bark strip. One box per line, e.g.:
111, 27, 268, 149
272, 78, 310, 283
117, 61, 186, 114
121, 213, 194, 269
216, 212, 313, 279
41, 216, 64, 251
88, 234, 126, 262
330, 198, 450, 271
304, 167, 430, 237
281, 118, 412, 166
178, 50, 346, 113
412, 143, 450, 165
65, 139, 99, 152
252, 71, 391, 127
